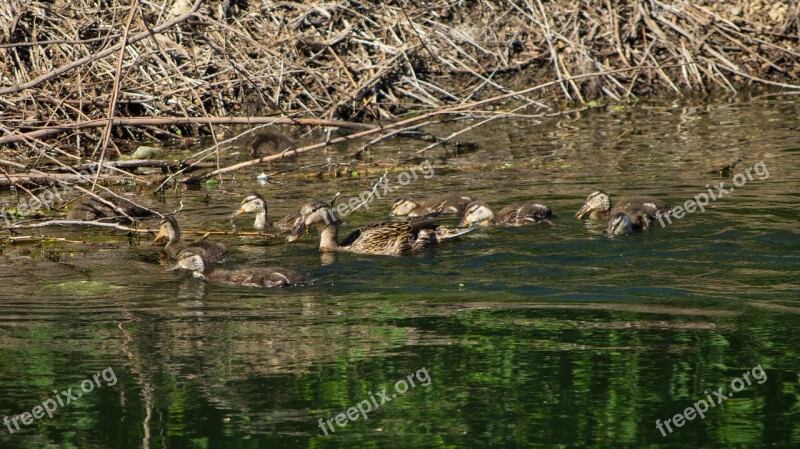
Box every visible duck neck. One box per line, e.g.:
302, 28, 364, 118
316, 222, 339, 252
254, 208, 268, 231
167, 222, 181, 243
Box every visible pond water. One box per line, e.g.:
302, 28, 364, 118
0, 95, 798, 448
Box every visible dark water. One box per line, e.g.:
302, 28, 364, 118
0, 96, 799, 448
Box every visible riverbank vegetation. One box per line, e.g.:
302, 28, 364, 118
0, 0, 798, 190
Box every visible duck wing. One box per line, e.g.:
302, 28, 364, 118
341, 217, 438, 255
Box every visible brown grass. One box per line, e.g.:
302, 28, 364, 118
0, 0, 798, 185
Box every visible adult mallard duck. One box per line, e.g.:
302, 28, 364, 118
391, 194, 476, 217
576, 190, 670, 230
154, 215, 228, 262
607, 211, 634, 236
169, 248, 303, 287
233, 193, 302, 233
288, 199, 471, 255
459, 200, 552, 227
67, 191, 153, 222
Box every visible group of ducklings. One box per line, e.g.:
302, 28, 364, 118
138, 189, 669, 289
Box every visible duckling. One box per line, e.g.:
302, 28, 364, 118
391, 194, 476, 217
459, 200, 552, 227
288, 199, 471, 256
249, 130, 295, 158
576, 190, 670, 230
67, 191, 152, 222
233, 193, 302, 233
169, 249, 303, 287
153, 215, 228, 262
607, 211, 634, 236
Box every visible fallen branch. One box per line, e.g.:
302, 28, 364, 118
4, 219, 276, 238
0, 117, 376, 146
183, 64, 680, 183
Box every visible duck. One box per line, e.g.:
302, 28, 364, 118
67, 191, 153, 222
153, 214, 228, 262
576, 190, 670, 230
249, 130, 295, 158
607, 211, 634, 236
168, 248, 303, 287
233, 193, 303, 233
391, 194, 476, 217
459, 200, 553, 227
288, 199, 471, 255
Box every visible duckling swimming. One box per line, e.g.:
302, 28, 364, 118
459, 200, 552, 227
391, 194, 476, 217
154, 215, 228, 263
233, 193, 302, 233
169, 249, 303, 287
249, 130, 295, 157
576, 190, 670, 230
288, 199, 471, 255
607, 211, 634, 236
67, 192, 153, 222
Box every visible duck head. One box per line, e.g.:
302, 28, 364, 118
286, 199, 337, 242
607, 211, 633, 236
167, 249, 207, 278
459, 201, 495, 227
390, 197, 421, 216
234, 193, 268, 230
576, 190, 611, 219
154, 214, 179, 244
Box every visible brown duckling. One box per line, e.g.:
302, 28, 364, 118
459, 200, 552, 227
288, 199, 471, 256
576, 190, 670, 230
233, 193, 302, 233
67, 191, 152, 222
154, 215, 228, 263
391, 194, 476, 217
169, 248, 303, 287
249, 130, 295, 157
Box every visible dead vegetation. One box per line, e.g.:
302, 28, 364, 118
0, 0, 798, 192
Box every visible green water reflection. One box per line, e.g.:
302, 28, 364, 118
1, 96, 799, 448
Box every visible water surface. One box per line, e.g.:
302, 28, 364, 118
0, 95, 799, 448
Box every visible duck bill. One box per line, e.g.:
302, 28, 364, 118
153, 230, 165, 244
232, 208, 246, 218
458, 218, 469, 227
575, 205, 591, 219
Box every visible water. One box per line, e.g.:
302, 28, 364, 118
0, 96, 798, 448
